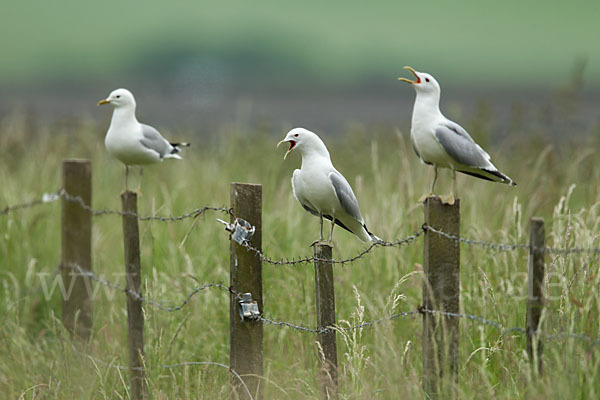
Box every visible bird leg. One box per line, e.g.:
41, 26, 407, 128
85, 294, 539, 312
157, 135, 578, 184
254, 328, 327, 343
431, 167, 438, 193
418, 167, 438, 203
125, 165, 129, 191
320, 214, 324, 240
440, 170, 457, 205
329, 213, 335, 243
312, 215, 336, 246
311, 214, 326, 247
135, 167, 144, 197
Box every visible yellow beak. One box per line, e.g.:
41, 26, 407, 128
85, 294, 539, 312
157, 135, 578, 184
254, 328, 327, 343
277, 139, 293, 160
398, 66, 419, 84
97, 99, 111, 106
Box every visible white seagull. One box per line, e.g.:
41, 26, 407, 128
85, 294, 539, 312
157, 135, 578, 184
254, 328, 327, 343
277, 128, 380, 243
98, 88, 189, 189
399, 66, 515, 204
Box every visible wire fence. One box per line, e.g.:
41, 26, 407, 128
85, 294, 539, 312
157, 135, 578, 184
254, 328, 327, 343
5, 189, 600, 257
240, 229, 425, 266
1, 189, 232, 221
58, 262, 600, 347
5, 189, 600, 348
423, 224, 600, 255
63, 262, 240, 312
7, 172, 600, 399
0, 192, 62, 215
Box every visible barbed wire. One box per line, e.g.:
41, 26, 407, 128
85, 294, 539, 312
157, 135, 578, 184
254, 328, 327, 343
423, 224, 529, 252
56, 265, 524, 338
544, 332, 600, 346
60, 190, 232, 221
239, 228, 425, 266
1, 189, 232, 221
63, 263, 240, 312
0, 191, 61, 215
418, 307, 526, 335
61, 263, 596, 345
254, 309, 519, 335
28, 264, 600, 349
421, 308, 600, 346
256, 310, 422, 334
5, 189, 600, 256
423, 224, 600, 255
255, 307, 600, 347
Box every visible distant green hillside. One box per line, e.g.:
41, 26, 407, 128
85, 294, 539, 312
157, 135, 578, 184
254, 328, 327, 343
2, 0, 599, 88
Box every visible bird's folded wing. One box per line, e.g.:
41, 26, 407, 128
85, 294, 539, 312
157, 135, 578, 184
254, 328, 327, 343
329, 171, 363, 222
139, 124, 171, 158
435, 123, 492, 168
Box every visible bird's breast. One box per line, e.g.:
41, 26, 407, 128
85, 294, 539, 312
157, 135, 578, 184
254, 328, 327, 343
105, 126, 159, 166
411, 120, 451, 167
294, 169, 338, 214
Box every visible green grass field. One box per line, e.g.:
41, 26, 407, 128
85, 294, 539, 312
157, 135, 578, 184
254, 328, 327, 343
1, 103, 600, 399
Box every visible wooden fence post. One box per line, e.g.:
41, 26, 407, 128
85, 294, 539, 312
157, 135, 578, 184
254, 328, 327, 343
61, 159, 93, 340
121, 191, 146, 400
314, 243, 338, 399
527, 217, 545, 374
422, 197, 460, 398
230, 183, 263, 400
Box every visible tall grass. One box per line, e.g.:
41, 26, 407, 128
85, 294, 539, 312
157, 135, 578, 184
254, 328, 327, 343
1, 105, 600, 399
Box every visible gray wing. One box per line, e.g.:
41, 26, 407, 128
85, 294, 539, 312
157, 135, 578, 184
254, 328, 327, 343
139, 124, 172, 158
328, 171, 363, 222
435, 122, 492, 168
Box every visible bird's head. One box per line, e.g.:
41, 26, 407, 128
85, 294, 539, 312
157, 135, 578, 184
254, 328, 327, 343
398, 66, 440, 95
98, 88, 136, 108
277, 128, 327, 160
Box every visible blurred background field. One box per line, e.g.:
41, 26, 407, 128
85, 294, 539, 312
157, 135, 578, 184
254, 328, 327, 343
1, 1, 600, 399
1, 0, 599, 132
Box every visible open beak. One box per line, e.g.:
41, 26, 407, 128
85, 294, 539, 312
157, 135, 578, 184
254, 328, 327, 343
277, 139, 296, 160
97, 99, 111, 106
398, 66, 421, 84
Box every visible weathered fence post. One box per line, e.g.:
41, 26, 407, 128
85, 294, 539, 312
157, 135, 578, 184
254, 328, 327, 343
422, 197, 460, 398
121, 191, 146, 400
61, 159, 93, 340
314, 242, 338, 399
230, 183, 263, 400
527, 217, 545, 375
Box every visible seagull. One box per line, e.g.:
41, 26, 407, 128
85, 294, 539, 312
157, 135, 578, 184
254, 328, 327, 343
98, 88, 189, 190
277, 127, 381, 244
399, 66, 515, 204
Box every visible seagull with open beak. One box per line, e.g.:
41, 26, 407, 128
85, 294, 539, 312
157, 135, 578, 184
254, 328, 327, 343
277, 127, 381, 244
399, 66, 515, 204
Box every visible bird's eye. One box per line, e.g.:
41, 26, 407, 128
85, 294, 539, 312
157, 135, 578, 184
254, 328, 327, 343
116, 95, 121, 99
294, 133, 299, 137
425, 78, 430, 82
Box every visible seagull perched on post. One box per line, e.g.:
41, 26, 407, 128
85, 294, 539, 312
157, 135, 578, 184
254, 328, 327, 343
98, 88, 189, 190
277, 127, 381, 244
399, 66, 515, 204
